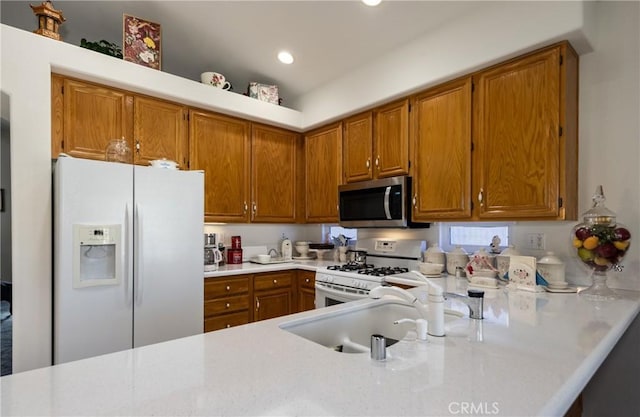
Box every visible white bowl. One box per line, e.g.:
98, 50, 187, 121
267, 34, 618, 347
419, 262, 444, 276
257, 254, 271, 263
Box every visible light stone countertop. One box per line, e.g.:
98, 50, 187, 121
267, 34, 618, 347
2, 274, 639, 416
204, 259, 339, 278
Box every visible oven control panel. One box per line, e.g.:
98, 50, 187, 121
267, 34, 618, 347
374, 240, 397, 253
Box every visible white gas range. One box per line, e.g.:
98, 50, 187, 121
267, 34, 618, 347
314, 239, 426, 307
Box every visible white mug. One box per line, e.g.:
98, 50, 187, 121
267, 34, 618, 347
200, 72, 231, 90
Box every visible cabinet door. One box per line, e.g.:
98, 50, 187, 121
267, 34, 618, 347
62, 78, 133, 160
133, 96, 188, 167
254, 289, 292, 322
343, 112, 373, 183
304, 123, 342, 223
251, 124, 299, 222
189, 110, 250, 222
374, 99, 410, 178
297, 270, 316, 312
473, 47, 562, 219
412, 78, 472, 220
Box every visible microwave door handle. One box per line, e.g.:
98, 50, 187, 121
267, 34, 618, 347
384, 186, 392, 219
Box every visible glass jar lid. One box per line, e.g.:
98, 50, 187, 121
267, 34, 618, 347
582, 185, 617, 226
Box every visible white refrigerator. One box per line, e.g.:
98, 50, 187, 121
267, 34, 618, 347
53, 157, 204, 364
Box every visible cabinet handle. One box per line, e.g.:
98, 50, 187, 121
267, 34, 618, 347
252, 202, 257, 215
135, 139, 140, 153
273, 279, 278, 285
478, 188, 484, 207
256, 298, 260, 311
226, 285, 231, 291
225, 303, 230, 309
412, 194, 417, 208
366, 158, 370, 169
375, 156, 380, 168
243, 201, 248, 214
305, 278, 310, 283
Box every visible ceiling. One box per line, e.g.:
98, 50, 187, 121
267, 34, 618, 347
1, 0, 485, 109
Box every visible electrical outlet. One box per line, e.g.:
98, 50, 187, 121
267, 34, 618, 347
526, 233, 545, 250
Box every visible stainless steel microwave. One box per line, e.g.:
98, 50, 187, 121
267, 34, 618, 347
338, 176, 429, 228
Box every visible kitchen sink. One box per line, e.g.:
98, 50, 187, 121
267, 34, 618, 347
279, 299, 464, 353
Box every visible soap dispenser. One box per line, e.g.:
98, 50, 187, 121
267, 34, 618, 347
281, 235, 292, 261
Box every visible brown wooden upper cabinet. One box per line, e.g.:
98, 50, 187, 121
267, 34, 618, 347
305, 123, 342, 223
250, 124, 300, 223
342, 99, 410, 183
52, 75, 132, 161
472, 41, 578, 220
189, 109, 251, 223
132, 96, 188, 168
52, 75, 188, 167
411, 77, 473, 221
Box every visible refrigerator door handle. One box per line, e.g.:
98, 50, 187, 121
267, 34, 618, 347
125, 203, 133, 305
135, 203, 143, 305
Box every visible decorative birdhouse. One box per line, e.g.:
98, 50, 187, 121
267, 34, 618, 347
30, 1, 65, 41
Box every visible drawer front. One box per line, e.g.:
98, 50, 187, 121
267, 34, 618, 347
254, 272, 293, 291
204, 295, 249, 317
204, 311, 249, 332
205, 276, 250, 299
298, 271, 316, 289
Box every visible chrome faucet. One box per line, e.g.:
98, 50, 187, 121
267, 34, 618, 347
444, 289, 484, 319
268, 248, 280, 258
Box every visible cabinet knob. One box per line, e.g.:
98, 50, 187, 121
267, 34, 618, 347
226, 324, 231, 328
413, 194, 417, 208
226, 285, 231, 291
366, 158, 370, 169
478, 188, 484, 207
225, 303, 230, 308
273, 279, 278, 284
305, 278, 310, 283
252, 202, 257, 215
256, 298, 260, 311
375, 156, 380, 168
243, 201, 248, 214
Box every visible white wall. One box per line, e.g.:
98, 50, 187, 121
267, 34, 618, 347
2, 0, 639, 373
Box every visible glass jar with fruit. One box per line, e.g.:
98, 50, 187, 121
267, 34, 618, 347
571, 185, 631, 300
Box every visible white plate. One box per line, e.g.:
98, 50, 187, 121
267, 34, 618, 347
292, 255, 316, 260
544, 285, 578, 293
249, 256, 293, 265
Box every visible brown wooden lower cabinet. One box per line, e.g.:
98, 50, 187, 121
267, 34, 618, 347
297, 270, 316, 312
205, 270, 308, 332
204, 275, 251, 332
254, 271, 294, 322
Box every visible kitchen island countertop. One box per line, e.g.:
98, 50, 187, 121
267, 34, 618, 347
2, 277, 639, 416
204, 259, 339, 278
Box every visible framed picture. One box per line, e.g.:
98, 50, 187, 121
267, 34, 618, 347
123, 14, 161, 70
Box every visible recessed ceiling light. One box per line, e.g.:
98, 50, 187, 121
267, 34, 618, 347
362, 0, 382, 6
277, 51, 294, 64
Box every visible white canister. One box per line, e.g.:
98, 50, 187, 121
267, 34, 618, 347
424, 243, 446, 272
495, 245, 521, 279
446, 246, 470, 276
537, 252, 566, 286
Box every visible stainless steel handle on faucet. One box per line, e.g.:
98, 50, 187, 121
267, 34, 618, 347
383, 186, 392, 219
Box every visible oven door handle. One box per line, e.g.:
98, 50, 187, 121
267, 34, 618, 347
383, 186, 392, 219
315, 283, 371, 300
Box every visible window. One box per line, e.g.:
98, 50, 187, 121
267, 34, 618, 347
327, 226, 357, 244
439, 222, 511, 253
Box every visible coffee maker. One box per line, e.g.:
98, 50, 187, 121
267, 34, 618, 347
204, 234, 222, 272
